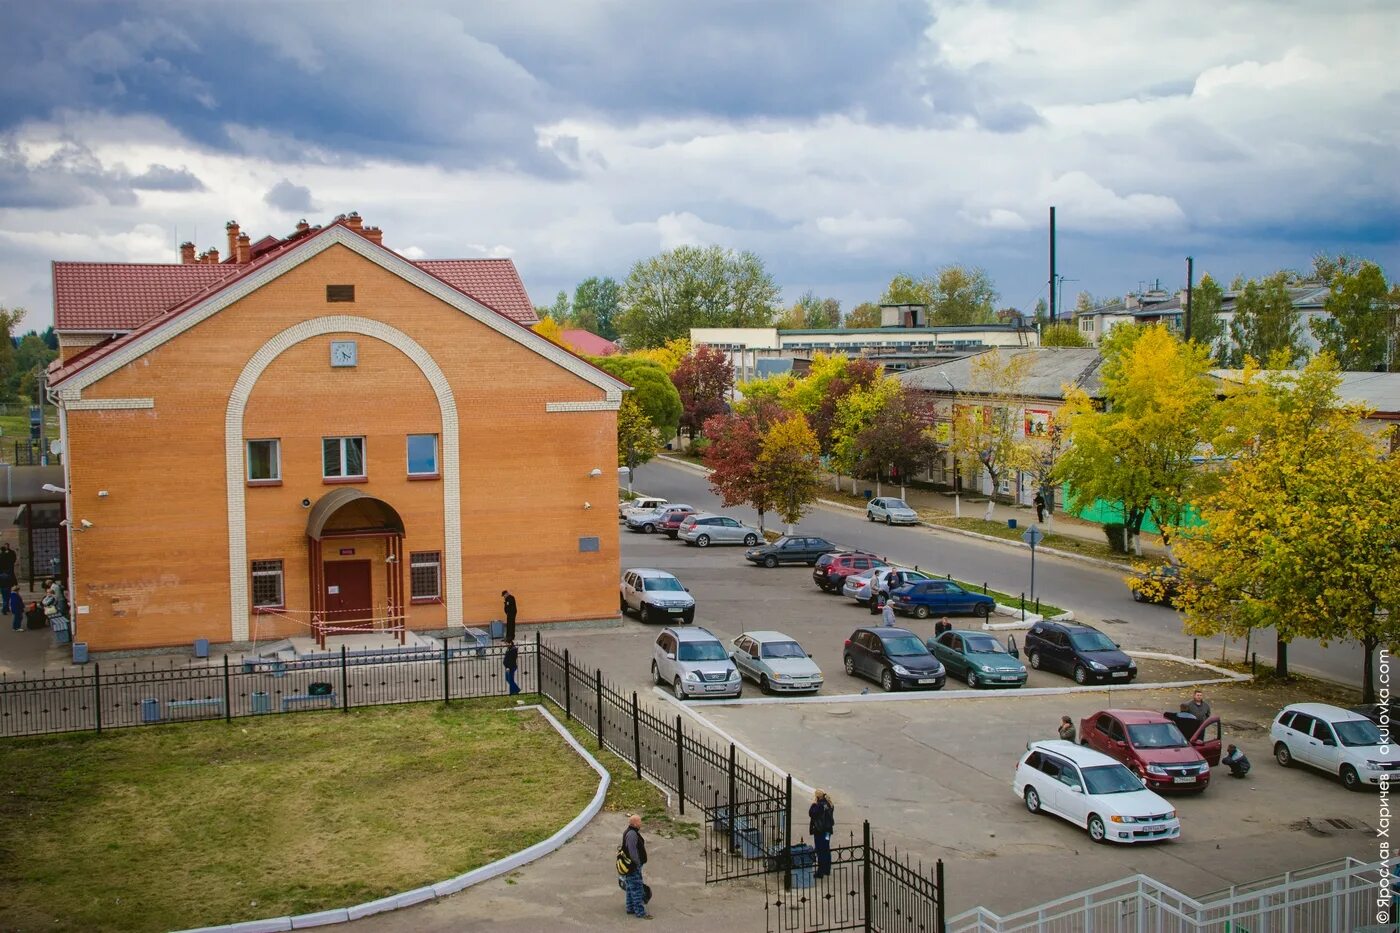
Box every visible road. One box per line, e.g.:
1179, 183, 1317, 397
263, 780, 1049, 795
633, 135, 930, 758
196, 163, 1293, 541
631, 459, 1368, 688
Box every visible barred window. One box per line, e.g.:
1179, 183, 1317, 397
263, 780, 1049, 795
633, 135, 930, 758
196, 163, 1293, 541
410, 551, 441, 600
251, 560, 284, 608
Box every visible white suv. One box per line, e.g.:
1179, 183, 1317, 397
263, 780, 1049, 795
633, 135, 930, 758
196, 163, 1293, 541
1015, 740, 1180, 845
1270, 703, 1400, 790
620, 496, 667, 520
652, 627, 741, 701
620, 568, 696, 624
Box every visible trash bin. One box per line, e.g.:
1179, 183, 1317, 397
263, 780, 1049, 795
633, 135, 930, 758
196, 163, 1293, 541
72, 642, 89, 664
251, 691, 271, 714
140, 697, 161, 723
863, 490, 874, 501
785, 843, 816, 889
487, 620, 506, 641
734, 818, 766, 859
193, 638, 209, 658
1007, 518, 1018, 529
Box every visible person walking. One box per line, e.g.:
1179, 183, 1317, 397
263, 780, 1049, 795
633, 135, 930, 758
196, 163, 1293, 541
7, 588, 23, 632
809, 789, 835, 879
1058, 715, 1076, 743
502, 589, 518, 642
881, 597, 896, 627
620, 814, 653, 920
1033, 492, 1047, 524
502, 639, 520, 695
1223, 744, 1251, 778
0, 542, 16, 603
1183, 690, 1211, 720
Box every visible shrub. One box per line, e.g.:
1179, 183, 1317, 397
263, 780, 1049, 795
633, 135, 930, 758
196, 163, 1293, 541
1103, 522, 1128, 553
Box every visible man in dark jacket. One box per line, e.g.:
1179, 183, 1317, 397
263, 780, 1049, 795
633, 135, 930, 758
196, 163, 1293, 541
808, 790, 835, 878
0, 543, 16, 602
502, 640, 520, 695
502, 590, 518, 642
621, 814, 652, 919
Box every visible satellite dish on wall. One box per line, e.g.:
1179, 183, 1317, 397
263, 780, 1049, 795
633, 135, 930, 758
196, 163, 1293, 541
49, 440, 62, 457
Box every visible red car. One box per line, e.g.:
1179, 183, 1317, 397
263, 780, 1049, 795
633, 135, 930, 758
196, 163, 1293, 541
813, 552, 887, 593
658, 506, 697, 538
1080, 709, 1220, 793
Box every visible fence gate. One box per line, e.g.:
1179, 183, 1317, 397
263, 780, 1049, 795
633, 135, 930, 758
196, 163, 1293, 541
704, 793, 791, 883
762, 831, 865, 933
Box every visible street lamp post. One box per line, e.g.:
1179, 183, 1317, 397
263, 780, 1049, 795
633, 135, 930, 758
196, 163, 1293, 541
937, 371, 961, 518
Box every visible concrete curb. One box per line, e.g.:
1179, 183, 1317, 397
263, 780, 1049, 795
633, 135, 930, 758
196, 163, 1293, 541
176, 704, 610, 933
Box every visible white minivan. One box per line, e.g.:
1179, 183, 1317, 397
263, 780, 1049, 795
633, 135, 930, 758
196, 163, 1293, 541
1014, 740, 1180, 844
1270, 703, 1400, 790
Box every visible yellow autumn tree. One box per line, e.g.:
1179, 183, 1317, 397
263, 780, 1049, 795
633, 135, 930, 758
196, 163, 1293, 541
758, 414, 822, 532
949, 350, 1037, 520
635, 337, 691, 374
532, 317, 568, 346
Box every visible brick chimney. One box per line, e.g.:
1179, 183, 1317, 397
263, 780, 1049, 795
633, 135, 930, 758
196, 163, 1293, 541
236, 233, 252, 264
345, 212, 363, 232
225, 220, 240, 259
179, 241, 196, 263
296, 219, 310, 233
362, 226, 383, 245
203, 247, 220, 264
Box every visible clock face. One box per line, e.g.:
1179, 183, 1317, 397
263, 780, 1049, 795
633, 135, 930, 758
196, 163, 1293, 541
330, 340, 357, 367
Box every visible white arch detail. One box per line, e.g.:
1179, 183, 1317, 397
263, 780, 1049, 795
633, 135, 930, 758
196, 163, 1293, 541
226, 316, 461, 639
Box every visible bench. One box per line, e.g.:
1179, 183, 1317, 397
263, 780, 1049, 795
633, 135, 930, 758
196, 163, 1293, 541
281, 692, 338, 712
166, 698, 224, 716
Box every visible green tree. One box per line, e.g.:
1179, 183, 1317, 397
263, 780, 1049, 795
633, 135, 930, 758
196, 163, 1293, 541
1310, 260, 1395, 371
844, 302, 882, 328
1039, 322, 1091, 348
1185, 273, 1226, 360
0, 307, 27, 400
1229, 273, 1303, 366
830, 376, 900, 492
851, 387, 939, 498
777, 291, 841, 329
929, 265, 998, 325
616, 395, 662, 492
617, 246, 780, 348
1054, 325, 1219, 556
588, 355, 682, 436
757, 415, 822, 531
10, 327, 54, 401
572, 276, 622, 339
1032, 298, 1049, 324
879, 274, 934, 307
547, 290, 571, 323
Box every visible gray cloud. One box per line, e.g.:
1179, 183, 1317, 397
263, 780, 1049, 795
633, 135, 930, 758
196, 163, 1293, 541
130, 163, 205, 191
263, 179, 317, 212
0, 139, 137, 208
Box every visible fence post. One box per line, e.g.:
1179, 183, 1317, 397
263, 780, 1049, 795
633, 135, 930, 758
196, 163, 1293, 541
1020, 592, 1025, 621
93, 662, 101, 735
340, 645, 349, 713
534, 630, 542, 696
936, 859, 946, 933
1193, 638, 1199, 660
728, 743, 737, 811
443, 643, 450, 704
223, 655, 232, 723
564, 649, 572, 720
784, 773, 793, 892
595, 669, 604, 750
631, 691, 642, 779
1035, 596, 1040, 616
862, 820, 873, 933
675, 713, 686, 816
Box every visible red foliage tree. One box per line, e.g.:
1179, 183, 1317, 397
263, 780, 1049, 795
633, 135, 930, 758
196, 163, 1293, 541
811, 356, 881, 455
852, 386, 940, 492
672, 346, 735, 439
701, 410, 776, 529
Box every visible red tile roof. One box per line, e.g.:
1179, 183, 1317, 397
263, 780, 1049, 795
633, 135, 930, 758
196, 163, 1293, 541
415, 259, 537, 325
560, 329, 619, 356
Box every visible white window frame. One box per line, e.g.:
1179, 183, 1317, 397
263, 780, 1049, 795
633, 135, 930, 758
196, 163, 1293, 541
323, 436, 366, 479
251, 559, 284, 609
409, 551, 441, 600
246, 438, 281, 482
406, 434, 439, 477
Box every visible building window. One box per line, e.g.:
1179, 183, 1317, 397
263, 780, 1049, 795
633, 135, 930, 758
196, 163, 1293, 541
406, 434, 439, 476
410, 551, 441, 600
323, 436, 366, 479
251, 560, 284, 608
247, 439, 281, 482
326, 284, 355, 302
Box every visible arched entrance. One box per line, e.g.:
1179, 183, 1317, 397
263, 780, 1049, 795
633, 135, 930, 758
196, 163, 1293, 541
305, 488, 406, 648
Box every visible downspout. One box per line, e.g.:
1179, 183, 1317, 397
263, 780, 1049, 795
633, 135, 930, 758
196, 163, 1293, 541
51, 391, 77, 642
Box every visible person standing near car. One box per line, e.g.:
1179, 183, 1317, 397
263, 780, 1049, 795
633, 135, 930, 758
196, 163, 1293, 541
502, 589, 518, 641
881, 597, 897, 627
620, 814, 653, 920
1183, 690, 1210, 721
809, 789, 835, 878
502, 639, 520, 695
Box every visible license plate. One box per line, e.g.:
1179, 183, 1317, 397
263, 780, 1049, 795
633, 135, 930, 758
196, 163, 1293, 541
918, 678, 937, 684
705, 684, 728, 692
1173, 776, 1196, 784
668, 608, 682, 613
1111, 671, 1129, 678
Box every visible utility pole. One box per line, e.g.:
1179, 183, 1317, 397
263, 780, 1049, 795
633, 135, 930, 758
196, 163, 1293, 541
1184, 256, 1194, 341
1048, 206, 1057, 323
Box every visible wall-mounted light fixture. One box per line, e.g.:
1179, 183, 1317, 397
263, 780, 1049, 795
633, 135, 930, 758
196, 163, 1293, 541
583, 501, 592, 510
589, 468, 602, 478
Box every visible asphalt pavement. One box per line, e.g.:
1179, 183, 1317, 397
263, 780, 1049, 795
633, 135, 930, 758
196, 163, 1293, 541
630, 459, 1369, 689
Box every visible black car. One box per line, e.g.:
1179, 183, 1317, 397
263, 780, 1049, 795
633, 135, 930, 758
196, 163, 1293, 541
1351, 702, 1399, 727
1024, 620, 1137, 685
843, 626, 946, 692
745, 535, 837, 568
1130, 565, 1183, 607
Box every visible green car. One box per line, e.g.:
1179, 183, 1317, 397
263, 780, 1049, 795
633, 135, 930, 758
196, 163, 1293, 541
926, 630, 1028, 688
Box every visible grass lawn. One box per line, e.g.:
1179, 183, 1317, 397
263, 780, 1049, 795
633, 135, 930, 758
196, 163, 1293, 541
0, 699, 600, 932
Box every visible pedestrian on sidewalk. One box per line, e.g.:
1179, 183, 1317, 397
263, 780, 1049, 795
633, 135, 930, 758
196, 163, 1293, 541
0, 542, 16, 603
619, 814, 653, 920
809, 790, 835, 878
1058, 715, 1076, 743
502, 639, 520, 695
7, 588, 23, 632
502, 589, 517, 641
1033, 492, 1047, 524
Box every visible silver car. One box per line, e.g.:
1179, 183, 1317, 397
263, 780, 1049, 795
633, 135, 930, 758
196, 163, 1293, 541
867, 497, 919, 525
626, 503, 691, 534
621, 568, 696, 624
679, 513, 762, 547
652, 626, 742, 700
843, 567, 933, 606
730, 631, 824, 693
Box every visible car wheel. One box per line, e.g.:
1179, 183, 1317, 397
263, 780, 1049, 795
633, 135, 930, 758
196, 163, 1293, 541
1029, 651, 1042, 670
673, 678, 686, 701
764, 555, 778, 568
621, 595, 628, 616
744, 533, 759, 546
1024, 787, 1041, 814
844, 655, 856, 676
807, 560, 817, 566
1341, 765, 1363, 791
885, 515, 892, 526
760, 675, 771, 694
666, 531, 678, 539
880, 668, 897, 692
696, 534, 710, 548
1131, 589, 1144, 602
1087, 814, 1107, 844
1274, 743, 1292, 767
682, 611, 694, 625
966, 671, 979, 689
975, 603, 991, 619
867, 512, 875, 522
914, 605, 930, 620
1073, 665, 1089, 685
651, 661, 662, 686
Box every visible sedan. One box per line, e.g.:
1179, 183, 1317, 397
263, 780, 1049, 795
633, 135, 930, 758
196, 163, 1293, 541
626, 503, 691, 534
1080, 709, 1212, 793
890, 580, 996, 620
843, 626, 946, 692
745, 536, 838, 568
844, 567, 932, 608
866, 497, 919, 525
927, 630, 1027, 688
730, 631, 824, 693
679, 513, 762, 547
1016, 741, 1180, 845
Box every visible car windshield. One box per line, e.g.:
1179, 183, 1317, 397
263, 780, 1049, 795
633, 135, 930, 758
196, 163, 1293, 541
1335, 719, 1384, 747
880, 635, 929, 656
1082, 764, 1145, 795
1126, 722, 1187, 749
884, 499, 909, 509
644, 578, 685, 592
963, 635, 1004, 654
761, 641, 807, 660
677, 642, 728, 662
1069, 632, 1117, 653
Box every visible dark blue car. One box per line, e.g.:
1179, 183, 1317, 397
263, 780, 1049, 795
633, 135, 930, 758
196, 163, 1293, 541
890, 579, 996, 620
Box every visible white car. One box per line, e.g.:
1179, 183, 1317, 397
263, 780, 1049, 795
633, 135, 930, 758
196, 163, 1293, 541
620, 496, 668, 520
730, 631, 824, 693
626, 503, 691, 534
1015, 740, 1180, 845
1270, 703, 1400, 790
620, 568, 696, 624
866, 497, 919, 525
842, 567, 933, 606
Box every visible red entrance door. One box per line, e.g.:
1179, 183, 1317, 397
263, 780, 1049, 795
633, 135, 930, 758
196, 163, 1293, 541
323, 560, 373, 624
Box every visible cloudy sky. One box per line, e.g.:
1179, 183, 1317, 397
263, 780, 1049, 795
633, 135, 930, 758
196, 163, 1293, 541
1, 0, 1397, 329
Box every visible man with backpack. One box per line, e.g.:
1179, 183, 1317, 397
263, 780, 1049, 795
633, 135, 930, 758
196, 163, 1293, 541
617, 814, 653, 920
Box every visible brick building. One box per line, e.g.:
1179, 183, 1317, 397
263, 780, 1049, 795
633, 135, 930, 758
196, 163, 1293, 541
48, 215, 625, 651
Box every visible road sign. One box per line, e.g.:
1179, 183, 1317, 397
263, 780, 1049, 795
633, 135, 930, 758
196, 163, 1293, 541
1022, 525, 1044, 548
